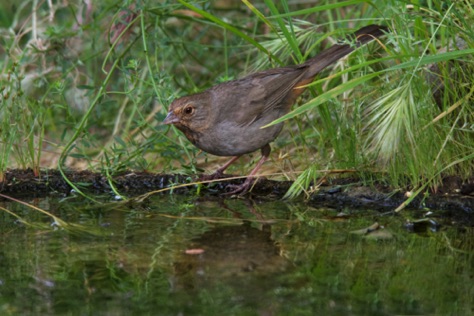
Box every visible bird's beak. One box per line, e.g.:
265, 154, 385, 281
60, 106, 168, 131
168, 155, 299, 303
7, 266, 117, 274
163, 111, 180, 125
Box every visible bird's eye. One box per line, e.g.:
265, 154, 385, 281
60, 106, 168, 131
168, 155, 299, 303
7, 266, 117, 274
183, 105, 194, 115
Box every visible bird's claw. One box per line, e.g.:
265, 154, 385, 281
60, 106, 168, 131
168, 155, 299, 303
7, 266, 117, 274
222, 178, 256, 196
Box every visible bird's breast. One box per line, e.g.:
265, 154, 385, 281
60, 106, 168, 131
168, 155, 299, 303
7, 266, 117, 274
194, 120, 284, 157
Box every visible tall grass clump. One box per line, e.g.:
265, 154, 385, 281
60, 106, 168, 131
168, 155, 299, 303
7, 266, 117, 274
266, 0, 474, 197
360, 1, 474, 191
0, 1, 200, 185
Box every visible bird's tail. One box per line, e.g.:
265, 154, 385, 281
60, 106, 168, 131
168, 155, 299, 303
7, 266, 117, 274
303, 24, 388, 78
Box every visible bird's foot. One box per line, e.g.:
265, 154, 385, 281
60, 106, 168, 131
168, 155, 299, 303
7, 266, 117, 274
222, 177, 257, 196
198, 156, 240, 182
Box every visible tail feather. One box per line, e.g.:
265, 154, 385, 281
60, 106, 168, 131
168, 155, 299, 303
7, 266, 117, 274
304, 24, 388, 78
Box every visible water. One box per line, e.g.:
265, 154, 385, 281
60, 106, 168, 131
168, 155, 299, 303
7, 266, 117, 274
0, 194, 473, 315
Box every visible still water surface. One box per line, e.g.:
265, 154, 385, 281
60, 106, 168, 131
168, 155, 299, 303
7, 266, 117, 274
0, 194, 473, 315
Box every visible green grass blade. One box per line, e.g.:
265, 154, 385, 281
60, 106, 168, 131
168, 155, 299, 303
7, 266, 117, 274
262, 72, 380, 128
176, 0, 274, 58
387, 49, 474, 71
269, 0, 375, 18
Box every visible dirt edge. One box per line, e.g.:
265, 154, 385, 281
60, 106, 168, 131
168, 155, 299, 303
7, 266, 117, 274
1, 169, 473, 217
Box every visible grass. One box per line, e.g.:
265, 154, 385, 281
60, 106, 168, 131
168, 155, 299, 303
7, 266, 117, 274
0, 0, 473, 202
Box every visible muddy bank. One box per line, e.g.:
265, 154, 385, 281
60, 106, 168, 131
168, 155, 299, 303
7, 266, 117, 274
1, 168, 473, 218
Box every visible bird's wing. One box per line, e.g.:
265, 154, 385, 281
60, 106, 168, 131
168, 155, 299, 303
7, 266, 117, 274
215, 66, 307, 127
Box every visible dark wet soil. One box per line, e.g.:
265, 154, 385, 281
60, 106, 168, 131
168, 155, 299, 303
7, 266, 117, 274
1, 169, 473, 222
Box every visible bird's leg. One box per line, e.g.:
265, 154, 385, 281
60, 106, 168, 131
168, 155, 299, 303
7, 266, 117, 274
224, 144, 271, 195
199, 156, 241, 181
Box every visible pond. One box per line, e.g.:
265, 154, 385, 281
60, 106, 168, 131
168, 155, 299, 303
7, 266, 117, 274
0, 194, 473, 315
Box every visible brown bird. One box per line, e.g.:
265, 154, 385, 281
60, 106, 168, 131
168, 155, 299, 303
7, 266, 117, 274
164, 24, 387, 194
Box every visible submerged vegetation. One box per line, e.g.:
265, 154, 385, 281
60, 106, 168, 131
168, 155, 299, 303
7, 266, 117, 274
0, 0, 473, 200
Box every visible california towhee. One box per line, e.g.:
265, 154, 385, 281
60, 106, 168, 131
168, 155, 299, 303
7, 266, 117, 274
164, 24, 387, 194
